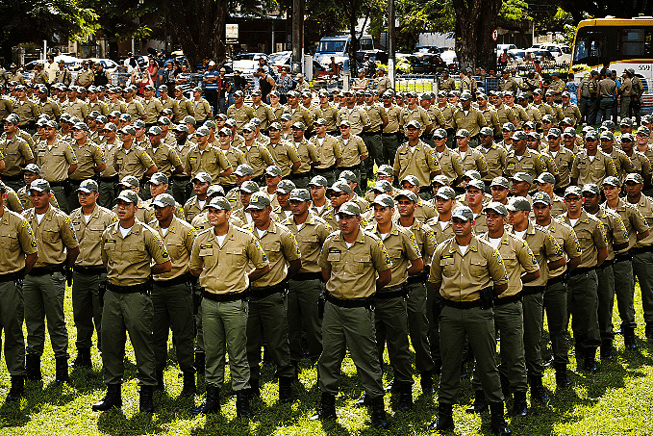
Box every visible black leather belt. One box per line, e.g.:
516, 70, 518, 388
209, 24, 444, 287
598, 259, 614, 269
0, 174, 22, 181
202, 290, 247, 302
73, 265, 106, 275
521, 285, 546, 296
442, 298, 481, 309
99, 176, 119, 183
173, 175, 191, 181
376, 284, 408, 299
290, 172, 312, 180
339, 164, 360, 171
0, 270, 23, 283
154, 273, 190, 287
614, 252, 633, 263
27, 263, 65, 276
49, 180, 68, 188
631, 246, 653, 256
547, 274, 566, 287
248, 280, 288, 299
382, 132, 399, 136
107, 282, 149, 294
568, 267, 595, 277
325, 292, 373, 308
291, 272, 322, 281
407, 273, 427, 285
495, 294, 522, 305
314, 165, 336, 174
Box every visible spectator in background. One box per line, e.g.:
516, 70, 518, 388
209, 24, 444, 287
94, 62, 111, 87
131, 68, 153, 96
566, 73, 579, 105
276, 67, 293, 104
160, 61, 177, 94
228, 70, 250, 106
147, 58, 159, 87
328, 57, 341, 76
217, 67, 229, 114
498, 49, 509, 69
203, 61, 220, 112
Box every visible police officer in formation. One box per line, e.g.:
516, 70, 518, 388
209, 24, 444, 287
1, 71, 653, 433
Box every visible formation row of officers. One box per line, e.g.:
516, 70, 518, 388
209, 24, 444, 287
2, 145, 653, 433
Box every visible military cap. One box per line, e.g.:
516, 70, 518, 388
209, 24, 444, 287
435, 186, 456, 200
602, 176, 621, 187
490, 176, 510, 189
371, 180, 393, 193
152, 193, 176, 208
512, 130, 528, 141
502, 122, 515, 132
292, 121, 306, 130
338, 201, 361, 216
116, 189, 139, 204
507, 197, 531, 212
147, 126, 162, 136
394, 190, 419, 203
456, 129, 471, 138
547, 128, 562, 138
511, 172, 533, 185
309, 175, 328, 187
195, 126, 210, 137
207, 196, 232, 211
192, 172, 213, 184
563, 186, 582, 198
401, 174, 420, 187
339, 170, 357, 184
24, 163, 41, 175
462, 170, 482, 181
329, 180, 352, 195
433, 128, 447, 139
173, 124, 189, 133
150, 172, 169, 186
246, 192, 271, 210
372, 193, 395, 208
119, 175, 140, 188
625, 173, 645, 184
480, 127, 494, 137
582, 184, 600, 196
207, 185, 225, 197
466, 179, 485, 191
485, 201, 508, 216
377, 164, 394, 177
451, 206, 474, 221
405, 120, 422, 130
77, 179, 99, 193
534, 172, 556, 185
532, 191, 551, 206
276, 180, 296, 194
289, 189, 311, 202
240, 181, 260, 194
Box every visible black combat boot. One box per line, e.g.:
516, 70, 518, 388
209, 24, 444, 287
236, 390, 251, 418
194, 352, 205, 375
555, 363, 572, 388
466, 390, 489, 413
394, 383, 412, 411
139, 385, 154, 413
155, 370, 164, 391
420, 371, 434, 394
191, 385, 220, 414
279, 377, 293, 403
490, 402, 512, 434
92, 384, 122, 411
528, 375, 548, 402
179, 371, 196, 398
310, 392, 336, 420
583, 347, 598, 372
55, 357, 69, 383
600, 339, 613, 360
6, 376, 24, 402
429, 402, 454, 431
370, 396, 390, 429
512, 391, 528, 417
71, 348, 92, 368
25, 354, 41, 381
623, 327, 637, 349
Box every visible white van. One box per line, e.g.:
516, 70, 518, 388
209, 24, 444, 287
497, 43, 518, 52
314, 35, 375, 65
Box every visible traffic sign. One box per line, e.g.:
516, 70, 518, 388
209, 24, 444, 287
492, 29, 498, 42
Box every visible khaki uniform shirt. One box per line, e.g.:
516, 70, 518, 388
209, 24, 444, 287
17, 185, 60, 210
293, 138, 320, 174
550, 194, 567, 218
426, 216, 455, 244
500, 78, 519, 93
504, 148, 547, 182
310, 134, 342, 170
252, 103, 276, 131
559, 210, 608, 268
246, 221, 301, 288
282, 212, 333, 274
53, 69, 72, 86
189, 225, 269, 294
605, 147, 635, 183
541, 218, 581, 278
114, 145, 155, 180
598, 78, 617, 98
571, 150, 617, 187
481, 144, 508, 182
429, 234, 508, 301
0, 134, 33, 177
0, 209, 38, 274
176, 97, 194, 120
318, 227, 391, 299
268, 140, 300, 176
23, 205, 79, 268
593, 206, 629, 261
87, 100, 108, 116
543, 146, 574, 190
217, 145, 246, 186
438, 77, 456, 92
69, 140, 106, 181
458, 146, 489, 175
35, 139, 77, 182
14, 99, 39, 126
366, 223, 421, 288
192, 98, 212, 122
603, 198, 649, 251
183, 196, 208, 223
337, 106, 370, 136
480, 231, 539, 298
364, 103, 387, 133
100, 141, 121, 178
145, 143, 183, 178
383, 104, 403, 134
434, 146, 464, 182
70, 204, 117, 267
101, 220, 170, 286
142, 98, 163, 124
227, 104, 256, 134
400, 105, 431, 132
509, 221, 563, 286
393, 140, 441, 187
240, 142, 275, 178
149, 215, 197, 280
338, 135, 368, 168
374, 76, 391, 93
561, 103, 582, 124
397, 218, 437, 266
62, 99, 89, 120
493, 104, 516, 127
123, 99, 145, 119
626, 151, 652, 185
185, 144, 232, 181
626, 195, 653, 248
76, 69, 95, 87
160, 97, 180, 120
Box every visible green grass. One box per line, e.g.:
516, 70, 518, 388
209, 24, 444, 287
0, 284, 652, 435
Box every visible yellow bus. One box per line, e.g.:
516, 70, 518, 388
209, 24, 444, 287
572, 17, 653, 78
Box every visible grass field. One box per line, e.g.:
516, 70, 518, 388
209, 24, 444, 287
0, 284, 652, 436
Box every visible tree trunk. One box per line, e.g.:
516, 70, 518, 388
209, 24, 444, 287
453, 0, 500, 71
162, 0, 227, 72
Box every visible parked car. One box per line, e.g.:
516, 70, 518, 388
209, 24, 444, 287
439, 49, 458, 66
87, 58, 120, 74
232, 52, 267, 76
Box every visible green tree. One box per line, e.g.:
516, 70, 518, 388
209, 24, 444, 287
0, 0, 97, 63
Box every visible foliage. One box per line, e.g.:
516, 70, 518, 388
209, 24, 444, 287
0, 0, 97, 62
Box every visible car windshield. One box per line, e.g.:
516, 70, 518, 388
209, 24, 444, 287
317, 40, 347, 54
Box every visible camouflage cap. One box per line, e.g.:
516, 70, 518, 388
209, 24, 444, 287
506, 197, 531, 212
401, 174, 420, 187
289, 188, 311, 202
466, 179, 485, 191
625, 172, 645, 184
372, 193, 395, 208
394, 190, 419, 203
534, 172, 555, 185
77, 179, 99, 193
29, 179, 51, 193
338, 201, 362, 216
582, 183, 600, 196
276, 179, 297, 194
192, 172, 213, 184
532, 191, 551, 206
490, 176, 510, 189
246, 192, 271, 210
563, 185, 582, 198
339, 170, 357, 184
329, 180, 352, 195
511, 172, 533, 185
240, 181, 260, 194
451, 206, 474, 221
484, 201, 508, 216
119, 175, 140, 188
309, 175, 328, 187
149, 172, 169, 186
152, 193, 176, 208
116, 189, 139, 204
23, 163, 41, 175
371, 180, 393, 193
265, 165, 282, 178
435, 186, 456, 200
602, 176, 621, 188
207, 196, 232, 211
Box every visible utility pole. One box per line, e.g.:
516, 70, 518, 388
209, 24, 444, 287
292, 0, 304, 74
388, 0, 395, 88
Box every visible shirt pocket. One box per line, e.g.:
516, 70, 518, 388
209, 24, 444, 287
440, 258, 456, 277
265, 241, 282, 263
199, 246, 215, 268
128, 246, 148, 263
42, 227, 60, 244
0, 231, 19, 252
352, 254, 372, 274
226, 247, 245, 268
470, 258, 488, 276
501, 254, 517, 276
166, 242, 184, 259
